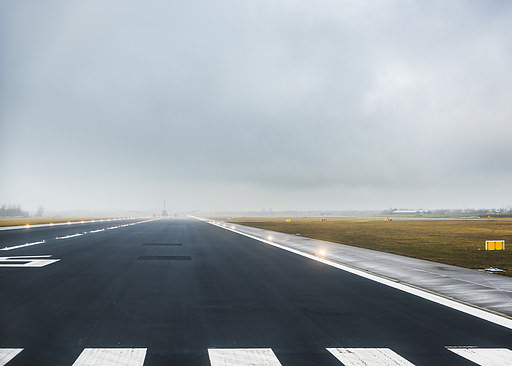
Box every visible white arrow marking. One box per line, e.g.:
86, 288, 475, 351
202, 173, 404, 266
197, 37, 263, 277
0, 255, 60, 268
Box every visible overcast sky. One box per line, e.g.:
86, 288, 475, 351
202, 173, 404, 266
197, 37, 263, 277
1, 0, 511, 213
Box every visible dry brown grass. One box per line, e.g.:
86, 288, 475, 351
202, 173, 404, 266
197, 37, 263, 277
0, 218, 109, 227
225, 217, 512, 276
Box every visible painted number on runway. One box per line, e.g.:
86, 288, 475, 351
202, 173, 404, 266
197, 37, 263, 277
0, 255, 60, 268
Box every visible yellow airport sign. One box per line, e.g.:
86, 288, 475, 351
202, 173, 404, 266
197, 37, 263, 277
485, 240, 505, 251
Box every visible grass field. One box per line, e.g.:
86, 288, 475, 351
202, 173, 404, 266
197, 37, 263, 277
0, 218, 108, 227
226, 217, 512, 276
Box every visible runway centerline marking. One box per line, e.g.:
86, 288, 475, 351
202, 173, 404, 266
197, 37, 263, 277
56, 233, 83, 240
0, 219, 158, 252
1, 240, 45, 251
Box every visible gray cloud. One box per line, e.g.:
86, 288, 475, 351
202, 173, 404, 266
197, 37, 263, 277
1, 0, 512, 212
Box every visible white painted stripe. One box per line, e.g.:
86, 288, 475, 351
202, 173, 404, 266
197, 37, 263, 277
56, 233, 83, 240
0, 218, 139, 231
0, 218, 155, 232
208, 348, 282, 366
327, 348, 414, 366
196, 218, 512, 330
447, 347, 512, 366
1, 240, 45, 251
0, 349, 23, 366
88, 229, 105, 233
0, 255, 60, 268
0, 219, 157, 251
72, 348, 147, 366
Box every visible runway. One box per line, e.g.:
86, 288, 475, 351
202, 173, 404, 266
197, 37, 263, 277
0, 219, 511, 365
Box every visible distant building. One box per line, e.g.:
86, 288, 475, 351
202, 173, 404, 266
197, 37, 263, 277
390, 208, 430, 216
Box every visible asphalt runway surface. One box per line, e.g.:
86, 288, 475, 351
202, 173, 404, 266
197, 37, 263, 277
0, 218, 511, 365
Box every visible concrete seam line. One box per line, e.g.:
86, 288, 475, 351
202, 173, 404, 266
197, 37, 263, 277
196, 217, 512, 330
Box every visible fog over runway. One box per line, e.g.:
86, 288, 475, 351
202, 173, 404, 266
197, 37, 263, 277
1, 219, 511, 365
2, 1, 512, 213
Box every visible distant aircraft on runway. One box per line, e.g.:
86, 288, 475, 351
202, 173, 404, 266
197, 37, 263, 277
162, 200, 168, 217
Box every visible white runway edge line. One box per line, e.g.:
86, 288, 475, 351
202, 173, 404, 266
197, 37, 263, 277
0, 240, 45, 251
72, 348, 147, 366
327, 348, 415, 366
0, 349, 23, 366
446, 347, 512, 366
194, 217, 512, 330
208, 348, 283, 366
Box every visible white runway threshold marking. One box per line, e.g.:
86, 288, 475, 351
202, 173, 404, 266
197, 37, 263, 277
0, 255, 60, 267
197, 218, 512, 330
208, 348, 282, 366
446, 347, 512, 366
0, 349, 23, 366
327, 348, 415, 366
72, 348, 147, 366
